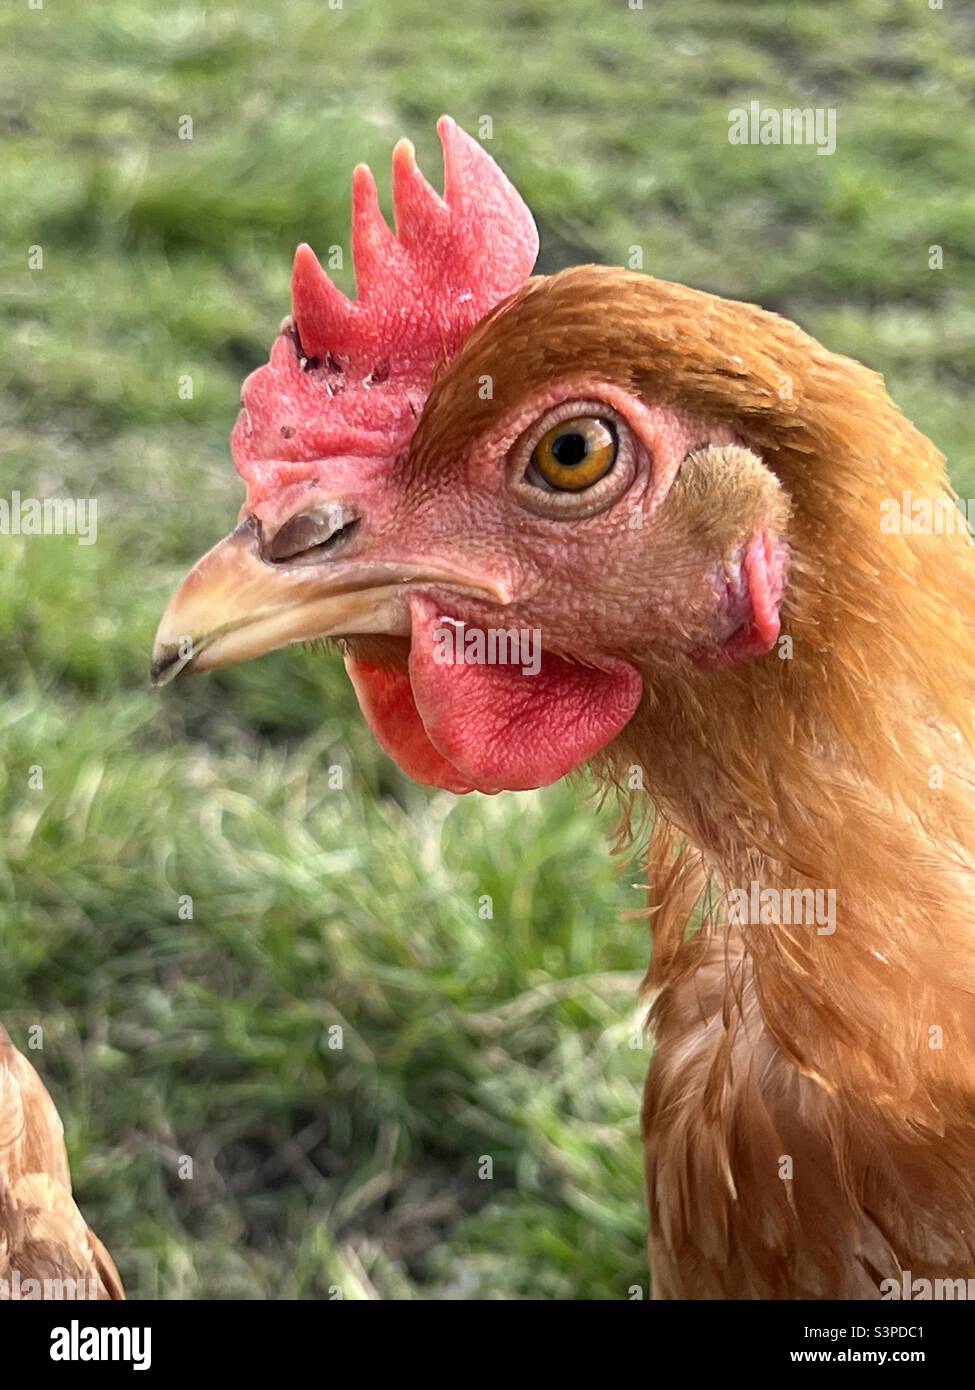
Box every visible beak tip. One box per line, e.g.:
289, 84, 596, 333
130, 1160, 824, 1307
150, 643, 192, 688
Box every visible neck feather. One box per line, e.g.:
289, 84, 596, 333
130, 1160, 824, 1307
609, 544, 975, 1125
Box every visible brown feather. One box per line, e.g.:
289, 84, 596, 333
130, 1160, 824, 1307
0, 1027, 123, 1300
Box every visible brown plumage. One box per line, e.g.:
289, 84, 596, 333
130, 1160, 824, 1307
0, 1026, 123, 1300
407, 265, 975, 1297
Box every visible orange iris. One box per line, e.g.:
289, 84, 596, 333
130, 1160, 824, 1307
530, 417, 617, 491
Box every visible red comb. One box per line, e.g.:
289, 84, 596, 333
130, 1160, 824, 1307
232, 117, 538, 505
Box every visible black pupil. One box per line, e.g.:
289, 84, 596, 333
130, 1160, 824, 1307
551, 430, 590, 467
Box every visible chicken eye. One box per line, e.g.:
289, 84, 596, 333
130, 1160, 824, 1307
530, 417, 617, 492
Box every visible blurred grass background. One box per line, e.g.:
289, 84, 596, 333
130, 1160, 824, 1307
0, 0, 973, 1299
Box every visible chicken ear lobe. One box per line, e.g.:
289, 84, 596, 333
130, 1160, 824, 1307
672, 444, 791, 670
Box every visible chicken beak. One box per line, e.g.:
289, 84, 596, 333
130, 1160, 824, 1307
150, 516, 509, 687
150, 518, 406, 685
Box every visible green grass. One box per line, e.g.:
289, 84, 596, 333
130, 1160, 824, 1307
1, 0, 973, 1298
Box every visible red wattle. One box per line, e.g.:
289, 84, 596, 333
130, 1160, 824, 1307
346, 599, 642, 795
346, 656, 475, 794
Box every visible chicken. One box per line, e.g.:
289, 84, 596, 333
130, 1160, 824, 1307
153, 121, 975, 1298
0, 1027, 123, 1299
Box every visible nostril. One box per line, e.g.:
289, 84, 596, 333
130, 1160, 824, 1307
262, 507, 360, 565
